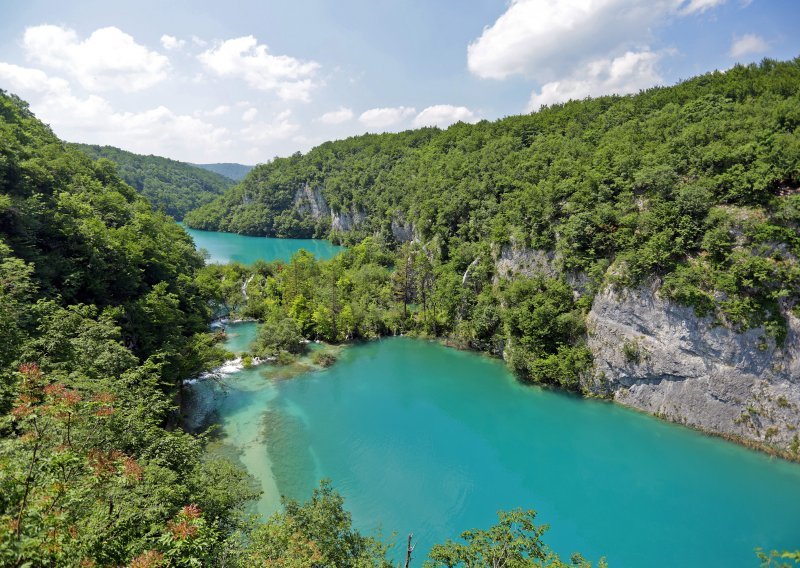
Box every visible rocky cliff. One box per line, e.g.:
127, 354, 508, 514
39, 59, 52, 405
291, 185, 419, 241
585, 281, 800, 453
491, 243, 800, 454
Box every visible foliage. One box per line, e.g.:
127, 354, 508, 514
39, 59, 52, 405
426, 509, 606, 568
0, 89, 256, 566
187, 59, 800, 336
72, 143, 235, 219
231, 481, 392, 567
757, 548, 800, 567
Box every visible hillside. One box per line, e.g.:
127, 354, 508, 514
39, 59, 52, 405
71, 143, 235, 219
0, 90, 258, 565
187, 58, 800, 454
193, 162, 254, 181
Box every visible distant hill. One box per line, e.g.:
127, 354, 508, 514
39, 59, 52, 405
193, 162, 254, 181
71, 144, 235, 219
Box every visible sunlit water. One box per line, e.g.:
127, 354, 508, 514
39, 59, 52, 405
186, 323, 800, 567
179, 223, 344, 264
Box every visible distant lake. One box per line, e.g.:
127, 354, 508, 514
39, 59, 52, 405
179, 223, 344, 264
187, 324, 800, 567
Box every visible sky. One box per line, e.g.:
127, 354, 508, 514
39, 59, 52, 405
0, 0, 797, 164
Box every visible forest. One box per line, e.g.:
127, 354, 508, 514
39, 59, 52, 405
72, 143, 235, 219
0, 89, 607, 565
1, 58, 799, 566
188, 59, 800, 391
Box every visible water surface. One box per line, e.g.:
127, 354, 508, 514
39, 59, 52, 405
180, 223, 344, 264
188, 327, 800, 567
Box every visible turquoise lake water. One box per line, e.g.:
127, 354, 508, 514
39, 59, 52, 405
179, 223, 344, 264
187, 322, 800, 567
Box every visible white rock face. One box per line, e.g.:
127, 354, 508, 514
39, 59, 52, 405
292, 184, 330, 218
331, 207, 367, 232
391, 217, 417, 243
291, 184, 367, 232
494, 244, 559, 280
586, 282, 800, 451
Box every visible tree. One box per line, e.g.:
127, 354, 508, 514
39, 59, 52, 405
234, 481, 391, 567
426, 509, 605, 568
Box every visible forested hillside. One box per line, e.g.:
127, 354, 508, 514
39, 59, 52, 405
0, 90, 259, 565
188, 60, 800, 337
0, 89, 607, 566
193, 162, 254, 181
72, 144, 235, 219
189, 59, 800, 455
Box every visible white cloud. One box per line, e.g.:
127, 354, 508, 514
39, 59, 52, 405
467, 0, 725, 81
358, 106, 416, 129
203, 104, 230, 117
527, 50, 663, 110
160, 34, 185, 50
412, 105, 478, 128
241, 107, 259, 122
23, 25, 169, 92
679, 0, 726, 14
0, 62, 231, 161
729, 33, 769, 58
319, 107, 354, 124
240, 109, 300, 144
198, 36, 320, 102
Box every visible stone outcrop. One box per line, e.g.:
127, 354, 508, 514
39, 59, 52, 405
585, 281, 800, 452
292, 184, 367, 232
492, 242, 589, 296
494, 244, 559, 280
292, 184, 330, 218
390, 216, 417, 243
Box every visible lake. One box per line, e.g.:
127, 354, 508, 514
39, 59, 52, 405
179, 223, 344, 264
187, 322, 800, 567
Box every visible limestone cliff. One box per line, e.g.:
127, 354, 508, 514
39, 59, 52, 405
492, 243, 800, 454
585, 282, 800, 453
291, 184, 367, 232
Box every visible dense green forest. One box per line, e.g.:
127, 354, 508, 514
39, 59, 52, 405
71, 144, 235, 219
0, 89, 609, 566
193, 162, 254, 181
188, 59, 800, 392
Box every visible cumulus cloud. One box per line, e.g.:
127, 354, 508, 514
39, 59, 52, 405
319, 107, 354, 124
23, 25, 169, 92
240, 109, 300, 144
160, 34, 185, 50
198, 36, 320, 102
729, 33, 769, 58
0, 62, 231, 161
467, 0, 726, 81
527, 50, 662, 110
412, 105, 478, 128
202, 104, 230, 117
358, 106, 416, 129
241, 107, 258, 122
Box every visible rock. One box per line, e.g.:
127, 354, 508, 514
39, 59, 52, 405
391, 216, 417, 243
291, 184, 368, 232
585, 281, 800, 452
492, 242, 589, 296
331, 206, 367, 232
494, 243, 559, 280
292, 184, 330, 219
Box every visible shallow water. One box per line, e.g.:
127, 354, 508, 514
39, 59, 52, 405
180, 223, 344, 264
187, 325, 800, 567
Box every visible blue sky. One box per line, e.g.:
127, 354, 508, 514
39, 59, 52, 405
0, 0, 797, 163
